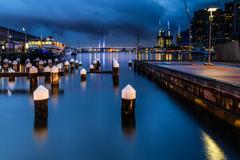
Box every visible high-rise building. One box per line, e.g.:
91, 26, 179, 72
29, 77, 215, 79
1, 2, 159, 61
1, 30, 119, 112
176, 26, 182, 46
165, 21, 173, 47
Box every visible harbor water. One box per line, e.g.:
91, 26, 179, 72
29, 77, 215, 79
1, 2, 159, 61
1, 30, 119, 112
0, 53, 239, 160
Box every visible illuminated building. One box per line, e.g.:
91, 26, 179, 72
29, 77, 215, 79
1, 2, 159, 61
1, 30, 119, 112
156, 25, 165, 48
165, 21, 173, 48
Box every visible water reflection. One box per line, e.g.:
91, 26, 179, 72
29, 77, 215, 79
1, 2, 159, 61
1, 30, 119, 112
121, 113, 136, 139
33, 115, 48, 143
202, 131, 227, 160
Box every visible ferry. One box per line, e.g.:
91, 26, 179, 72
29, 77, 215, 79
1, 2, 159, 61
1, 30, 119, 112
28, 36, 65, 55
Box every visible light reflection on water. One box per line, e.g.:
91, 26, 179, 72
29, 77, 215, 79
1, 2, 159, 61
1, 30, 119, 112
0, 52, 239, 160
201, 131, 226, 160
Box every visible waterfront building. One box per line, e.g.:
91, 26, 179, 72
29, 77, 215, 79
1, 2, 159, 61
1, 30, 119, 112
0, 26, 39, 53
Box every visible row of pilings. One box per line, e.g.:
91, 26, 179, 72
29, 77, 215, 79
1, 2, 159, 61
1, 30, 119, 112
134, 60, 240, 130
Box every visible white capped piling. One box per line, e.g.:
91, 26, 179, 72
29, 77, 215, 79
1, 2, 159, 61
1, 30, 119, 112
16, 58, 20, 63
57, 63, 62, 72
12, 60, 18, 71
112, 59, 120, 86
54, 58, 59, 65
8, 68, 16, 82
64, 60, 69, 73
26, 58, 31, 64
26, 62, 32, 73
48, 59, 53, 67
79, 61, 82, 67
8, 60, 12, 67
113, 59, 119, 77
121, 85, 136, 114
89, 64, 94, 72
35, 57, 40, 67
39, 60, 44, 71
3, 59, 8, 71
128, 60, 132, 67
43, 66, 51, 84
75, 60, 79, 69
33, 85, 49, 117
97, 59, 101, 67
93, 59, 99, 71
51, 65, 60, 86
29, 66, 38, 93
44, 60, 47, 66
70, 58, 75, 70
80, 68, 87, 81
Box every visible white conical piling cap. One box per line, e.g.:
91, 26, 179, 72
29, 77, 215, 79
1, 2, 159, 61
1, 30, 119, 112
39, 60, 44, 65
26, 62, 32, 68
80, 68, 87, 75
48, 59, 52, 63
121, 84, 136, 100
90, 64, 94, 69
54, 58, 59, 62
29, 66, 38, 74
13, 60, 18, 65
64, 61, 69, 66
57, 64, 62, 69
43, 66, 51, 72
16, 58, 20, 62
26, 58, 30, 63
75, 59, 79, 63
128, 60, 132, 63
79, 61, 82, 65
93, 60, 97, 64
36, 57, 40, 61
33, 85, 49, 101
70, 58, 74, 63
51, 65, 59, 73
4, 59, 8, 63
44, 60, 47, 64
8, 60, 12, 64
113, 59, 119, 68
8, 68, 15, 73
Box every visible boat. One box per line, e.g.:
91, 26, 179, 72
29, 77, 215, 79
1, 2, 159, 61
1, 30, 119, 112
28, 36, 65, 56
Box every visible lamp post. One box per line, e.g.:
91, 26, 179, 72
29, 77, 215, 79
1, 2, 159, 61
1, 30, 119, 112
23, 27, 27, 53
206, 7, 218, 66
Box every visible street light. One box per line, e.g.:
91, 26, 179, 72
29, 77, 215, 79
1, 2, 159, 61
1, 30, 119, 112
205, 7, 218, 66
23, 27, 27, 52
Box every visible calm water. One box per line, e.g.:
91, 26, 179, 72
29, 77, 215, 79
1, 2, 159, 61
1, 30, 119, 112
0, 53, 239, 160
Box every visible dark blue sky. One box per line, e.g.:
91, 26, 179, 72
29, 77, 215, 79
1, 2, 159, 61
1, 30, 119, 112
0, 0, 229, 47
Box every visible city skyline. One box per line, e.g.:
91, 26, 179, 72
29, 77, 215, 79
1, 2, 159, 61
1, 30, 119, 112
0, 0, 230, 47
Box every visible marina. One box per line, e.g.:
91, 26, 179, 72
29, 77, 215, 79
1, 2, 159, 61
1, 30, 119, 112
0, 53, 239, 159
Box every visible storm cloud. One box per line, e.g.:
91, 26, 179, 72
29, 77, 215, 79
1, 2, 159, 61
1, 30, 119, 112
0, 0, 229, 46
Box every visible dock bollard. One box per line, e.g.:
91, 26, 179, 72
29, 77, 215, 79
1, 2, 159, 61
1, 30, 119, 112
93, 60, 98, 71
39, 60, 44, 71
64, 61, 69, 74
121, 85, 136, 114
75, 60, 79, 69
26, 62, 32, 73
33, 85, 49, 117
89, 64, 94, 72
80, 68, 87, 81
70, 59, 75, 70
43, 66, 51, 84
128, 60, 132, 67
97, 59, 101, 67
29, 66, 39, 93
51, 65, 60, 86
12, 60, 18, 71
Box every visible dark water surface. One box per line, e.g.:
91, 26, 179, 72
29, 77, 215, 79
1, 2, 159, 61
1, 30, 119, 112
0, 53, 239, 160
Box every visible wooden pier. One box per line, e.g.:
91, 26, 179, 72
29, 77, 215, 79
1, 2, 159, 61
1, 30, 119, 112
134, 60, 240, 129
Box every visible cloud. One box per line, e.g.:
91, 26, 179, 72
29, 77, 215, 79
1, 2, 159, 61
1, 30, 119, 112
0, 0, 230, 46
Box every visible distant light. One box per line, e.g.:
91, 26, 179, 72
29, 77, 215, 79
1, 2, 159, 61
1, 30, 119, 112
208, 8, 218, 12
22, 27, 26, 32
